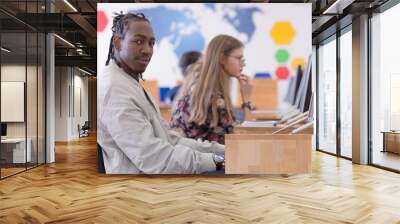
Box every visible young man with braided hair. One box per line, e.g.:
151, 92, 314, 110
98, 12, 225, 174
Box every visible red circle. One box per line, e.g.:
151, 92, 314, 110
275, 66, 289, 80
97, 11, 108, 33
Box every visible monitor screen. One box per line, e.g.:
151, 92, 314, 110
292, 65, 303, 105
284, 76, 295, 104
300, 69, 312, 113
1, 123, 7, 137
294, 55, 312, 110
307, 92, 314, 120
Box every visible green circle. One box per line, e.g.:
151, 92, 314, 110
275, 49, 290, 63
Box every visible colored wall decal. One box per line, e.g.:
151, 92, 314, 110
275, 66, 290, 80
270, 21, 296, 45
291, 57, 306, 70
255, 73, 272, 78
97, 10, 108, 32
275, 49, 290, 63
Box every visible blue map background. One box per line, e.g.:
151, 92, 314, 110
129, 5, 261, 60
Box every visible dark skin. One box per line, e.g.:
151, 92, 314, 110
113, 21, 156, 78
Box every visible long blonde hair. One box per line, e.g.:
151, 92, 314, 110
189, 35, 243, 127
171, 60, 203, 112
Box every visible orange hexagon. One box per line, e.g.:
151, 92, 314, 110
270, 21, 296, 45
291, 57, 305, 70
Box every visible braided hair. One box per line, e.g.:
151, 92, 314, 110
105, 12, 150, 66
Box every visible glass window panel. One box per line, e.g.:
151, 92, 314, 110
1, 0, 46, 179
27, 31, 38, 169
38, 32, 45, 165
1, 30, 27, 177
340, 29, 352, 158
371, 3, 400, 171
318, 37, 337, 154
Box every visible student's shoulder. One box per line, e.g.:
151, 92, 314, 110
100, 65, 134, 88
99, 69, 141, 101
101, 64, 122, 80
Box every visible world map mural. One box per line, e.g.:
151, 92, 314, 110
98, 3, 311, 103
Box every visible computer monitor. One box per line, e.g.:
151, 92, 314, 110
294, 55, 312, 110
292, 65, 304, 105
307, 92, 314, 120
284, 76, 295, 104
299, 69, 312, 113
1, 123, 7, 137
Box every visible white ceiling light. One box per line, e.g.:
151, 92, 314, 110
54, 34, 75, 48
323, 0, 355, 15
63, 0, 78, 12
1, 47, 11, 53
78, 67, 92, 76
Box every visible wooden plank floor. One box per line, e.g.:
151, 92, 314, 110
1, 135, 400, 223
1, 167, 26, 178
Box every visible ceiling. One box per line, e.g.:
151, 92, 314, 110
0, 0, 392, 75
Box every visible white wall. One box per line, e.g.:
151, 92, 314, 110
1, 66, 26, 130
1, 65, 38, 138
55, 67, 68, 141
55, 67, 89, 141
71, 72, 89, 138
75, 73, 89, 125
1, 64, 46, 164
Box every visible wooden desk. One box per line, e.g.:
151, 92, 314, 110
250, 110, 281, 121
140, 80, 160, 104
159, 103, 172, 122
1, 138, 32, 164
382, 131, 400, 154
237, 79, 278, 110
139, 80, 172, 122
234, 121, 312, 135
234, 125, 283, 134
225, 134, 312, 174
